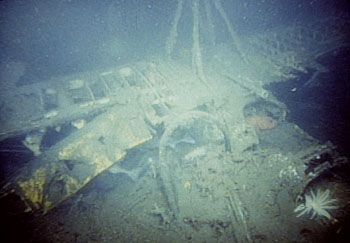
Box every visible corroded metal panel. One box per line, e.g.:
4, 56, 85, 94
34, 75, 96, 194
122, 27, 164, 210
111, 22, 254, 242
1, 101, 153, 214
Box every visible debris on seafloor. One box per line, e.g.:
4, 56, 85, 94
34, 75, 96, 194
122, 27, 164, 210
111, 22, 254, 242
71, 119, 87, 129
22, 129, 46, 156
151, 203, 172, 228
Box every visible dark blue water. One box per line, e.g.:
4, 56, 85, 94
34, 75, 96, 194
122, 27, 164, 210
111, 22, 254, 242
268, 48, 350, 157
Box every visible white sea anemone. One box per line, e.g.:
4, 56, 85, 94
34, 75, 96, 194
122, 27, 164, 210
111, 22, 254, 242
294, 189, 337, 220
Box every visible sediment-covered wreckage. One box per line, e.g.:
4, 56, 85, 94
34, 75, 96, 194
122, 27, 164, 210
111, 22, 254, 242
0, 1, 349, 241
